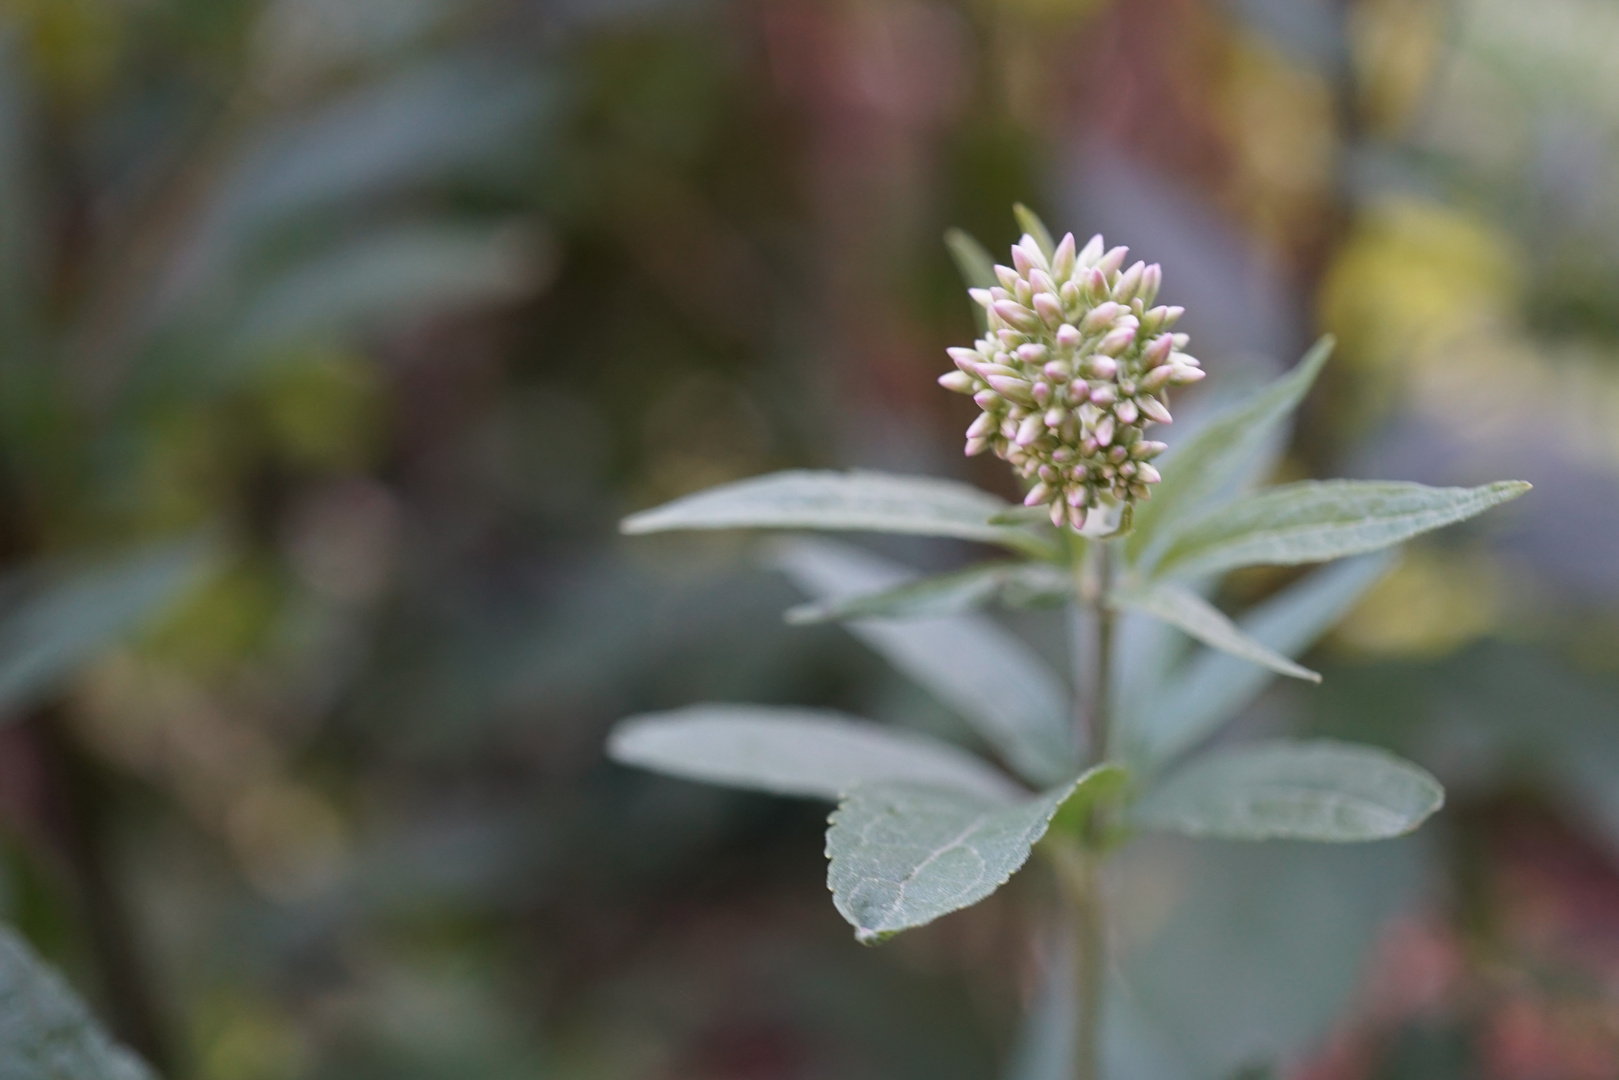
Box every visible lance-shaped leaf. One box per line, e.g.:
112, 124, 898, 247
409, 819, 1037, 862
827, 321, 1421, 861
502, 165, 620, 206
1134, 740, 1443, 842
0, 536, 218, 722
608, 705, 1022, 803
828, 765, 1126, 943
1127, 337, 1334, 569
0, 925, 157, 1080
1154, 479, 1531, 580
787, 562, 1070, 624
946, 228, 997, 332
1012, 203, 1057, 259
1125, 555, 1394, 769
772, 539, 1076, 787
1111, 581, 1320, 684
622, 470, 1058, 558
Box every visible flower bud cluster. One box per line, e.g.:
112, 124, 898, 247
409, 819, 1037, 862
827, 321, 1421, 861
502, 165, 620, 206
939, 231, 1205, 530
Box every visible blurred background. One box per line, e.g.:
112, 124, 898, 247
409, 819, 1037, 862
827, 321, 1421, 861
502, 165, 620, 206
0, 0, 1615, 1077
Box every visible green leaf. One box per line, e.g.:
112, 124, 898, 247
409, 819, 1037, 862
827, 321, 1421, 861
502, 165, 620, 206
227, 223, 537, 375
1012, 203, 1056, 260
1111, 580, 1320, 684
607, 705, 1022, 803
786, 562, 1070, 624
772, 539, 1076, 787
0, 924, 157, 1080
622, 470, 1058, 559
1125, 555, 1394, 768
1154, 479, 1531, 580
828, 765, 1122, 942
1127, 337, 1334, 568
1133, 740, 1444, 842
945, 228, 997, 332
0, 536, 217, 722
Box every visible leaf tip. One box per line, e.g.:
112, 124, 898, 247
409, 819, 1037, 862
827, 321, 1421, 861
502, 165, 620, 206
783, 602, 827, 625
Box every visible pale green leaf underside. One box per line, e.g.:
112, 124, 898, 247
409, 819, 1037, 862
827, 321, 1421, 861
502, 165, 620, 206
1133, 740, 1443, 842
1125, 555, 1395, 769
1127, 337, 1333, 568
787, 561, 1070, 624
945, 228, 998, 291
0, 925, 157, 1080
608, 705, 1022, 803
1111, 580, 1319, 684
772, 539, 1076, 787
1155, 479, 1531, 580
621, 470, 1057, 558
828, 765, 1124, 942
1012, 203, 1056, 259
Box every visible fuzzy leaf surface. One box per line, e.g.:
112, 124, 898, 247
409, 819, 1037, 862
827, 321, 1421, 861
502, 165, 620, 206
1124, 556, 1394, 768
622, 470, 1056, 557
0, 924, 157, 1080
1155, 479, 1531, 579
1134, 740, 1443, 842
608, 705, 1021, 803
773, 539, 1075, 786
1111, 581, 1320, 684
1127, 337, 1333, 568
787, 562, 1070, 624
828, 765, 1122, 942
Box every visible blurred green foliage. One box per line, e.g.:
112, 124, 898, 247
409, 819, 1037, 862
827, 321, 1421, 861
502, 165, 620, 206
0, 0, 1610, 1078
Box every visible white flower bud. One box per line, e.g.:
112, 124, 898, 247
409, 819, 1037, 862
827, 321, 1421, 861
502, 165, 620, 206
1077, 233, 1104, 267
1032, 292, 1065, 325
1140, 264, 1162, 306
1016, 413, 1045, 445
1052, 232, 1077, 280
938, 371, 974, 392
1112, 261, 1146, 303
1137, 395, 1173, 424
969, 288, 994, 308
1096, 246, 1128, 277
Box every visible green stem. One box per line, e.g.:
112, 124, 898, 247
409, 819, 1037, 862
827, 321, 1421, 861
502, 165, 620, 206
1068, 538, 1115, 1080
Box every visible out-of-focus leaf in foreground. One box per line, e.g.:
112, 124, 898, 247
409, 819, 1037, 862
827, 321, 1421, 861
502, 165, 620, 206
0, 924, 157, 1080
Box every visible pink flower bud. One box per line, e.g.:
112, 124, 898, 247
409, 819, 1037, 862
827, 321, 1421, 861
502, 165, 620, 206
1043, 360, 1069, 383
1095, 414, 1116, 446
994, 265, 1020, 290
1131, 440, 1168, 460
1089, 384, 1117, 407
992, 300, 1040, 331
1140, 364, 1176, 392
965, 436, 990, 456
1115, 398, 1140, 424
969, 288, 994, 308
1077, 234, 1104, 266
988, 374, 1034, 403
1096, 246, 1128, 277
1098, 326, 1135, 355
948, 346, 981, 370
1032, 292, 1064, 325
1017, 342, 1049, 363
1028, 268, 1057, 296
1045, 406, 1066, 428
966, 412, 996, 438
1136, 463, 1162, 484
1024, 481, 1051, 506
973, 389, 1001, 409
938, 371, 974, 392
1016, 413, 1044, 445
1088, 356, 1118, 380
1081, 301, 1122, 333
1056, 323, 1082, 349
1143, 334, 1174, 365
1067, 380, 1091, 405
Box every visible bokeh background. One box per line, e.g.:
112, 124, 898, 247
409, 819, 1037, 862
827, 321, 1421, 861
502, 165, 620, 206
0, 0, 1615, 1077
